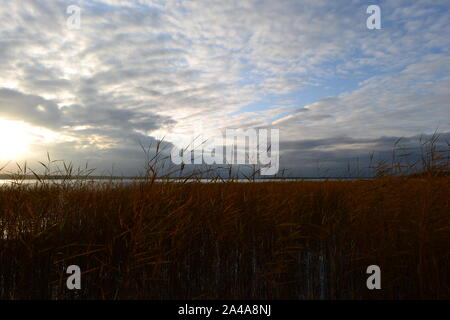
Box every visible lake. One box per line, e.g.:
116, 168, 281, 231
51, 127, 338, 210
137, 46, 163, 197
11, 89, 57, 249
0, 177, 345, 186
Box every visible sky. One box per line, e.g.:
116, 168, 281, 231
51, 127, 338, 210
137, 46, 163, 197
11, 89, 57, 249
0, 0, 449, 177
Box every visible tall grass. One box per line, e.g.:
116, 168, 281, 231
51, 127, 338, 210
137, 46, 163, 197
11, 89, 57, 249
0, 135, 449, 299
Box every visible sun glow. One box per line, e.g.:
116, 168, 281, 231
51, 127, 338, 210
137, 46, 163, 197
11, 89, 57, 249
0, 119, 30, 160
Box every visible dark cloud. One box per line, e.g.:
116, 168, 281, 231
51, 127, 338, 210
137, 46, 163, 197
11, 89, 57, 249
279, 132, 450, 177
0, 88, 62, 128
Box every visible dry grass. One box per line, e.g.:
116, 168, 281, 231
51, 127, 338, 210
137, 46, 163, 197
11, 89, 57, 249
0, 136, 449, 300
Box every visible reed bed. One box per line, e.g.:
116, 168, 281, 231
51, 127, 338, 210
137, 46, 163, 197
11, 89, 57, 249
0, 136, 449, 300
0, 176, 448, 299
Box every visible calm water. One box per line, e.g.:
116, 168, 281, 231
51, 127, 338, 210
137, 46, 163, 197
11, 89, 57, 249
0, 178, 142, 185
0, 177, 340, 186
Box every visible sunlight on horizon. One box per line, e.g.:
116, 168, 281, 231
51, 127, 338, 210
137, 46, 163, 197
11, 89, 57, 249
0, 119, 30, 161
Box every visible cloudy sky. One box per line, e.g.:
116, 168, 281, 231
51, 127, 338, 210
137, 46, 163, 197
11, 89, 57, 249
0, 0, 449, 177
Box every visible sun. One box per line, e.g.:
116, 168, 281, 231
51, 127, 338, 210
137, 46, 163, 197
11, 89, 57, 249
0, 119, 30, 160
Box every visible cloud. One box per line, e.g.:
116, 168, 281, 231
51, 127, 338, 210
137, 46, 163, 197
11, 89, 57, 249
274, 54, 450, 140
279, 131, 450, 177
0, 0, 449, 175
0, 88, 63, 128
